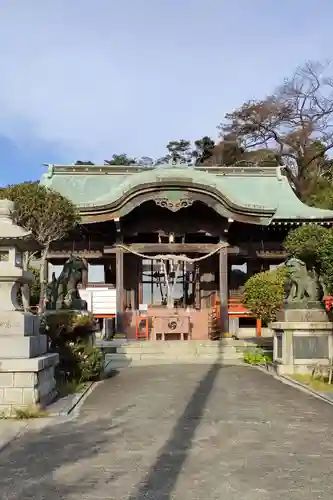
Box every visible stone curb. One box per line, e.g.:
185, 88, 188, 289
0, 422, 28, 454
46, 381, 95, 417
47, 359, 115, 417
254, 364, 333, 407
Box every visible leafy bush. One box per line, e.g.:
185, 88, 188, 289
41, 310, 96, 347
56, 341, 104, 383
41, 310, 104, 384
243, 267, 288, 323
69, 342, 104, 382
243, 348, 272, 365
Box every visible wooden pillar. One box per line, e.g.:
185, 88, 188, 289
194, 262, 200, 310
116, 248, 124, 332
219, 245, 229, 334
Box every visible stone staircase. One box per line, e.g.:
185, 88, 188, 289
100, 339, 273, 369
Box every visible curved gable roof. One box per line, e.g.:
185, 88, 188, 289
40, 163, 333, 223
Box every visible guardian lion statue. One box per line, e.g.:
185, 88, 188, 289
46, 255, 88, 311
284, 257, 323, 304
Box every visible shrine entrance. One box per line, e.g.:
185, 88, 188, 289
115, 240, 228, 341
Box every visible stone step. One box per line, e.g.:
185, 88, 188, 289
99, 340, 272, 368
108, 350, 243, 359
117, 344, 240, 353
98, 339, 272, 351
105, 353, 244, 367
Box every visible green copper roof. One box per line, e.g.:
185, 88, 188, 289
40, 163, 333, 223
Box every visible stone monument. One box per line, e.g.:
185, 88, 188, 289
0, 199, 58, 416
270, 257, 333, 375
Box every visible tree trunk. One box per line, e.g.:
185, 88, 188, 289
39, 246, 49, 313
21, 251, 30, 312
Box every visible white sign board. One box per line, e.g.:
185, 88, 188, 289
79, 287, 117, 315
78, 289, 92, 311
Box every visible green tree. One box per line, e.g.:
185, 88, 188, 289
192, 136, 215, 164
200, 134, 244, 165
104, 154, 137, 165
305, 178, 333, 209
284, 225, 330, 271
219, 61, 333, 200
284, 225, 333, 294
318, 234, 333, 294
0, 182, 79, 310
74, 161, 95, 165
156, 139, 192, 165
243, 267, 288, 323
137, 156, 154, 167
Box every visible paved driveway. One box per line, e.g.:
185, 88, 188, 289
0, 364, 333, 499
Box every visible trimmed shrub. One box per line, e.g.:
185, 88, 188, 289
243, 267, 288, 323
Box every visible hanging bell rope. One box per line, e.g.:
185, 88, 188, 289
115, 242, 228, 263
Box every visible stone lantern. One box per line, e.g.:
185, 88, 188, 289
0, 199, 35, 312
0, 199, 58, 415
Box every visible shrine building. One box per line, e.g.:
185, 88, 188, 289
40, 162, 333, 339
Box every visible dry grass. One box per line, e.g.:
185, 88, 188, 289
291, 373, 333, 392
0, 406, 49, 419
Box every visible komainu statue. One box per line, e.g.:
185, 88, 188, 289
46, 255, 88, 311
284, 257, 323, 304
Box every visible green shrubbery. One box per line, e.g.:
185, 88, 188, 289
243, 266, 288, 323
243, 348, 273, 365
41, 310, 104, 385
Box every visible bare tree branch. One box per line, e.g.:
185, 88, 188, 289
219, 60, 333, 199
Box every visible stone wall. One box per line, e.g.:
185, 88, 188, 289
0, 355, 58, 417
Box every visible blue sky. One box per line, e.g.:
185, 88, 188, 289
1, 0, 333, 185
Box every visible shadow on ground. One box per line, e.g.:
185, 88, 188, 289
0, 358, 223, 499
128, 361, 222, 499
0, 416, 128, 499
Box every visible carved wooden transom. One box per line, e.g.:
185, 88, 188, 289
154, 198, 194, 212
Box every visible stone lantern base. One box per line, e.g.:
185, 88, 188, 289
270, 307, 333, 376
0, 311, 58, 417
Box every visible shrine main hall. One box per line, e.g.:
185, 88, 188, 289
40, 162, 333, 339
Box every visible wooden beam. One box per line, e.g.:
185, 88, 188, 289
46, 242, 287, 259
104, 243, 225, 254
47, 251, 103, 259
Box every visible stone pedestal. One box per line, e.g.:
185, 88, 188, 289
0, 311, 58, 416
270, 307, 333, 375
0, 199, 58, 416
